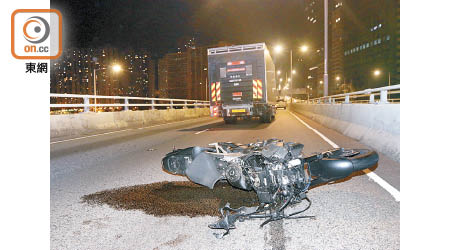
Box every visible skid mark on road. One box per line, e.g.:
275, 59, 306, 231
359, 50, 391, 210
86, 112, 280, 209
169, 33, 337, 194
288, 111, 400, 202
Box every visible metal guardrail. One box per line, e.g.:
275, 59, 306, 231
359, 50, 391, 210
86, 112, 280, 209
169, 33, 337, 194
50, 93, 210, 113
296, 84, 400, 104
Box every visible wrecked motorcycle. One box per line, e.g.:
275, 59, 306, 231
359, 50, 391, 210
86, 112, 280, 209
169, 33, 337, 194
162, 139, 378, 238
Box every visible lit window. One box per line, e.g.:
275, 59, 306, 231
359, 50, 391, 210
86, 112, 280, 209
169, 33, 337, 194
378, 38, 381, 43
366, 42, 370, 47
374, 26, 377, 30
386, 35, 390, 40
379, 24, 382, 28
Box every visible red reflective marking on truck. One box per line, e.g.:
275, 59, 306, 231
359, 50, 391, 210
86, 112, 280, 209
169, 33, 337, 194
216, 82, 221, 101
257, 80, 263, 98
227, 67, 245, 72
227, 61, 245, 66
232, 92, 242, 97
211, 82, 216, 101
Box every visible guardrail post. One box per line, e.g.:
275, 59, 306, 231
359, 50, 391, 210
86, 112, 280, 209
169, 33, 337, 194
380, 90, 389, 104
151, 100, 155, 110
170, 100, 174, 109
344, 95, 350, 104
369, 93, 375, 104
184, 101, 188, 109
124, 98, 129, 111
83, 97, 90, 113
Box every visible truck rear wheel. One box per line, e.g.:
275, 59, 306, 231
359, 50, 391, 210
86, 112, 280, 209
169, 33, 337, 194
224, 117, 237, 124
260, 113, 273, 123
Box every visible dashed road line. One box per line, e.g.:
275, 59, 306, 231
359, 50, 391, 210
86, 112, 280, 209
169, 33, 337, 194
194, 129, 209, 135
288, 111, 400, 202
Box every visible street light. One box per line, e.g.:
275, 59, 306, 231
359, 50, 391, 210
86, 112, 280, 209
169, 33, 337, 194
300, 45, 308, 53
277, 70, 281, 75
292, 69, 296, 74
274, 45, 283, 54
112, 64, 122, 73
373, 69, 391, 99
373, 69, 390, 86
93, 63, 122, 112
335, 76, 340, 81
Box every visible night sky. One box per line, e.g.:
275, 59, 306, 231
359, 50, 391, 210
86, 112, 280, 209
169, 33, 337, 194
51, 0, 309, 57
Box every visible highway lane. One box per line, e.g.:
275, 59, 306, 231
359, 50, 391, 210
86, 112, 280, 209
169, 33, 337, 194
51, 110, 399, 250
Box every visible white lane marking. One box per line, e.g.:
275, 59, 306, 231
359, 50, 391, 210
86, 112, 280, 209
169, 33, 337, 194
195, 129, 209, 135
50, 118, 210, 144
288, 111, 400, 202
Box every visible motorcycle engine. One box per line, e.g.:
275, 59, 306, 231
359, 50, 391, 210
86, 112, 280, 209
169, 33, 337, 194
221, 140, 309, 204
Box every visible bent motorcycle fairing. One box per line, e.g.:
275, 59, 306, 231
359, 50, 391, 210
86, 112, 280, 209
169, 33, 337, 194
162, 139, 378, 238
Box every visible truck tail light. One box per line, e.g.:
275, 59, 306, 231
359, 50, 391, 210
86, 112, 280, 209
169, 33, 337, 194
210, 106, 219, 117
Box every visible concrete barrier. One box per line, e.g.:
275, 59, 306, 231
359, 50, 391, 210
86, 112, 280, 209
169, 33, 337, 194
50, 108, 210, 138
290, 103, 400, 162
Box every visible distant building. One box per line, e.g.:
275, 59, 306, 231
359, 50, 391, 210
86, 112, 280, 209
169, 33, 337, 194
304, 0, 400, 95
51, 48, 152, 104
150, 43, 225, 100
341, 0, 400, 90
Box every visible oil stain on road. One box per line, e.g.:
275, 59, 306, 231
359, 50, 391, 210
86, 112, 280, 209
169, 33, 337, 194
82, 181, 259, 217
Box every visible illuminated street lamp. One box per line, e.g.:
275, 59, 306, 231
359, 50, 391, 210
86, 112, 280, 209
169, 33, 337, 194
335, 76, 340, 81
93, 63, 122, 112
373, 69, 390, 86
112, 64, 122, 73
277, 70, 281, 75
300, 45, 309, 53
373, 69, 391, 99
274, 45, 283, 54
292, 69, 296, 74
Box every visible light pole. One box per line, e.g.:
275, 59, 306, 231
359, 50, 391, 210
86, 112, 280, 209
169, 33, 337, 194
373, 69, 391, 100
93, 63, 122, 112
274, 45, 308, 101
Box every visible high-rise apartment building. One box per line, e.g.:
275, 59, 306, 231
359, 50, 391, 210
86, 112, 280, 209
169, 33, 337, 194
150, 45, 214, 100
304, 0, 400, 96
51, 48, 152, 104
341, 0, 400, 90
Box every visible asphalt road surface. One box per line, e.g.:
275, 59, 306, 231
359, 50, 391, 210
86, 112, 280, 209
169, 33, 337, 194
51, 109, 400, 250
